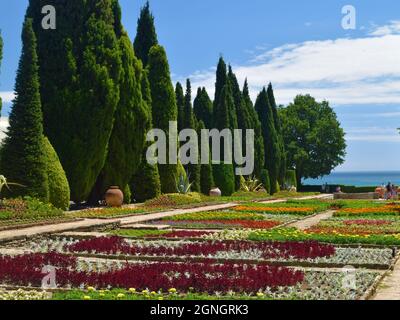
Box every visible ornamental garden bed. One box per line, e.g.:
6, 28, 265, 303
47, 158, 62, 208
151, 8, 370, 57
148, 210, 306, 230
0, 251, 382, 300
18, 236, 396, 269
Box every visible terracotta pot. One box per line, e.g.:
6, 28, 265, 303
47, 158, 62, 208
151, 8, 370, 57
209, 188, 222, 197
105, 186, 124, 207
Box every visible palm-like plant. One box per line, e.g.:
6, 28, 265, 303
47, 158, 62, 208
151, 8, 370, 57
240, 176, 263, 192
0, 175, 25, 198
175, 172, 192, 195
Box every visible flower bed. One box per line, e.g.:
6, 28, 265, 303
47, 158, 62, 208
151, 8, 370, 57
110, 229, 216, 239
0, 253, 304, 293
233, 206, 318, 216
334, 205, 400, 217
156, 219, 281, 230
51, 270, 379, 301
164, 211, 266, 221
0, 197, 64, 221
306, 218, 400, 236
64, 237, 336, 260
248, 228, 400, 246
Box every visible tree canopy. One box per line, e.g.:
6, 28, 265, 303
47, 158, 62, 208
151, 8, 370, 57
133, 1, 158, 67
279, 94, 346, 186
1, 19, 49, 201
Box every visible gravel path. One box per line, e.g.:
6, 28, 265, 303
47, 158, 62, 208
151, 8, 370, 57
285, 211, 335, 230
372, 260, 400, 300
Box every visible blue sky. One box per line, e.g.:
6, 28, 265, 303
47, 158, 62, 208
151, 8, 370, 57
1, 0, 400, 172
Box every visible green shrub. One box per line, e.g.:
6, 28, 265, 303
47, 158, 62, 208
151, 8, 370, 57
260, 169, 270, 193
0, 197, 63, 221
122, 184, 131, 204
43, 137, 70, 210
131, 161, 161, 203
145, 193, 202, 207
285, 170, 297, 188
213, 164, 235, 196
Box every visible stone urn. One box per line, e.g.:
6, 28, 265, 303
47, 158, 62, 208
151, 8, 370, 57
209, 187, 222, 197
105, 186, 124, 207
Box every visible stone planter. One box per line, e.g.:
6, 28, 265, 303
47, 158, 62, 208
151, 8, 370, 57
105, 186, 124, 207
209, 188, 222, 197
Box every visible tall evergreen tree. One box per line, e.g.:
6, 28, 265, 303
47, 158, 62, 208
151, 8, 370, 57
228, 67, 250, 189
183, 79, 201, 192
27, 0, 122, 203
198, 120, 214, 195
175, 82, 185, 132
133, 1, 158, 67
193, 87, 213, 129
130, 70, 161, 202
1, 19, 49, 201
267, 83, 286, 186
148, 45, 178, 194
243, 80, 265, 178
212, 58, 236, 196
89, 2, 150, 203
212, 84, 236, 196
255, 88, 280, 194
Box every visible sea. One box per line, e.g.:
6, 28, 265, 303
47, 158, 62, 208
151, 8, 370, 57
303, 171, 400, 187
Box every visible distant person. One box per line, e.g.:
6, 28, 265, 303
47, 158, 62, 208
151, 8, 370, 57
392, 184, 398, 199
336, 186, 342, 193
386, 182, 393, 200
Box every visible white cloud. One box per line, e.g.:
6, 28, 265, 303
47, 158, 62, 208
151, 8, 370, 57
346, 126, 400, 142
0, 92, 15, 104
369, 20, 400, 36
181, 22, 400, 106
0, 117, 8, 142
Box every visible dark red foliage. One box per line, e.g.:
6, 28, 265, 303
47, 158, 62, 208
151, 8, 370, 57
65, 237, 335, 260
0, 253, 304, 293
0, 252, 76, 286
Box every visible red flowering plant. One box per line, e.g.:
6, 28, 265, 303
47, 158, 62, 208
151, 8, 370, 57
65, 237, 335, 260
0, 253, 305, 293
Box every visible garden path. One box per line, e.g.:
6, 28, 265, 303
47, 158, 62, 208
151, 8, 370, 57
285, 210, 335, 230
0, 194, 333, 243
372, 260, 400, 300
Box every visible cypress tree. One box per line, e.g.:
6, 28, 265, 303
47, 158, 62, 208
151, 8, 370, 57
43, 137, 70, 210
130, 70, 161, 202
175, 82, 185, 132
27, 0, 122, 203
198, 120, 214, 195
267, 83, 286, 186
133, 1, 158, 67
255, 88, 280, 194
243, 80, 265, 179
148, 45, 178, 194
212, 84, 236, 196
183, 79, 201, 192
193, 87, 213, 129
1, 19, 49, 201
88, 4, 150, 203
228, 67, 250, 189
211, 58, 236, 196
